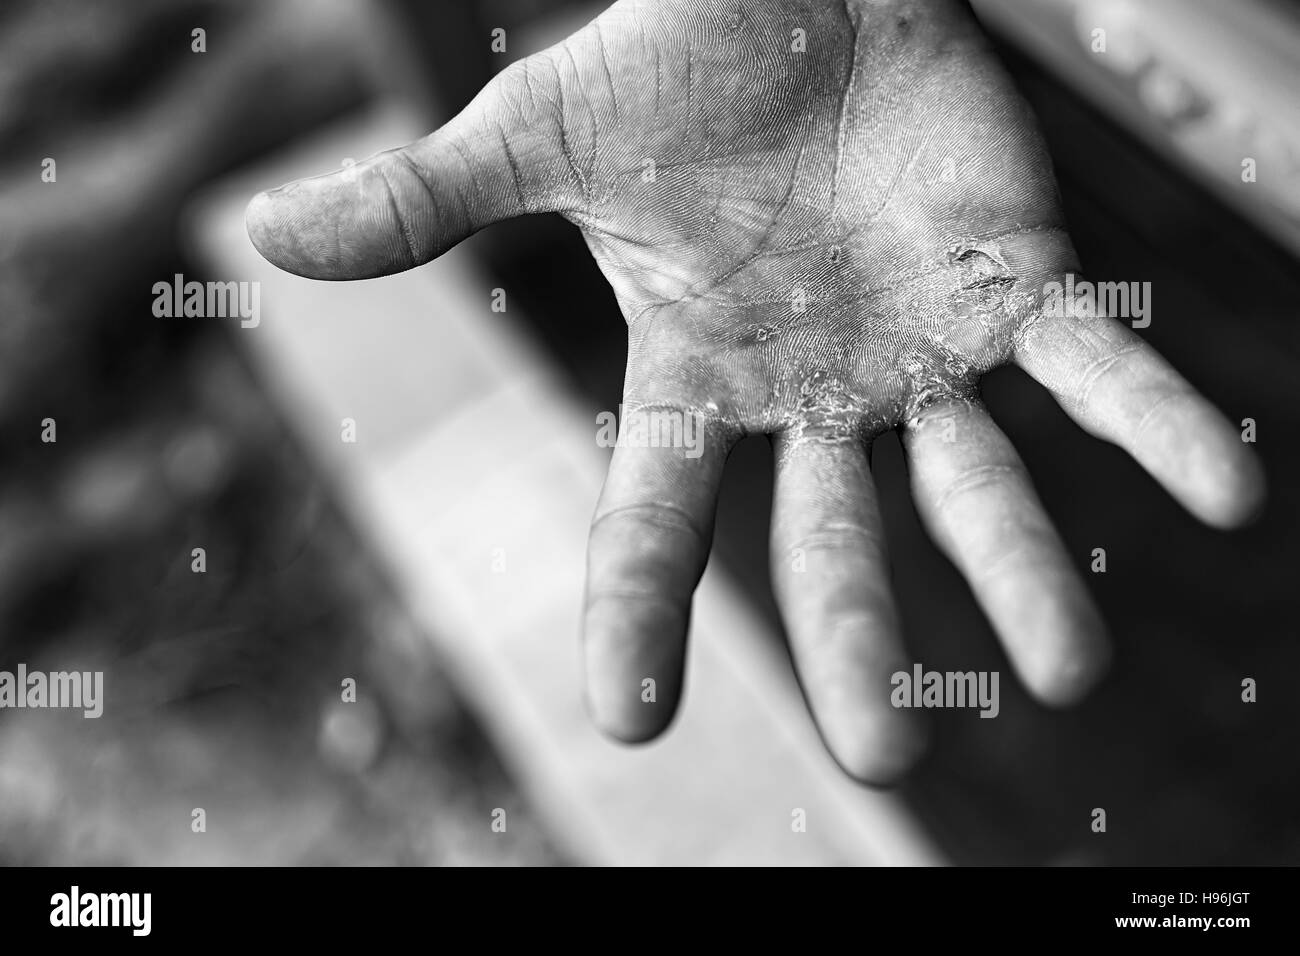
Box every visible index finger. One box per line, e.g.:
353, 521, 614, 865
1015, 310, 1265, 528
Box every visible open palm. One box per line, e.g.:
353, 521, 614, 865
247, 0, 1264, 783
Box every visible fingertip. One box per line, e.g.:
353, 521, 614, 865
586, 698, 676, 745
244, 157, 423, 280
584, 682, 679, 743
1018, 612, 1112, 708
823, 706, 932, 788
1030, 642, 1112, 708
1129, 394, 1269, 532
244, 189, 284, 268
582, 595, 687, 744
1191, 442, 1268, 531
244, 183, 335, 279
803, 649, 934, 787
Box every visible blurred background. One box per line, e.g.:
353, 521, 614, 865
0, 0, 1297, 865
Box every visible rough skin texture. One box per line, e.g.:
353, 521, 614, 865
247, 0, 1264, 784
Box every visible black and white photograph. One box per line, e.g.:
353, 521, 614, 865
0, 0, 1295, 923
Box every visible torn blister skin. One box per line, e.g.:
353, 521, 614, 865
549, 0, 1073, 446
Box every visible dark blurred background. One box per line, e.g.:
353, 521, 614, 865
0, 0, 1296, 865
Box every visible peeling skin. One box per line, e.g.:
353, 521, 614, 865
947, 239, 1008, 269
544, 2, 1072, 454
281, 0, 1076, 443
240, 0, 1268, 779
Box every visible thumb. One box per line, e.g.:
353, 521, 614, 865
246, 59, 565, 280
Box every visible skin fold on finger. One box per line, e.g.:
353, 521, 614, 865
244, 57, 570, 280
903, 401, 1112, 706
769, 429, 929, 785
582, 412, 736, 742
1014, 309, 1265, 529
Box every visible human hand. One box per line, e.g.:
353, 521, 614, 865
246, 0, 1265, 783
